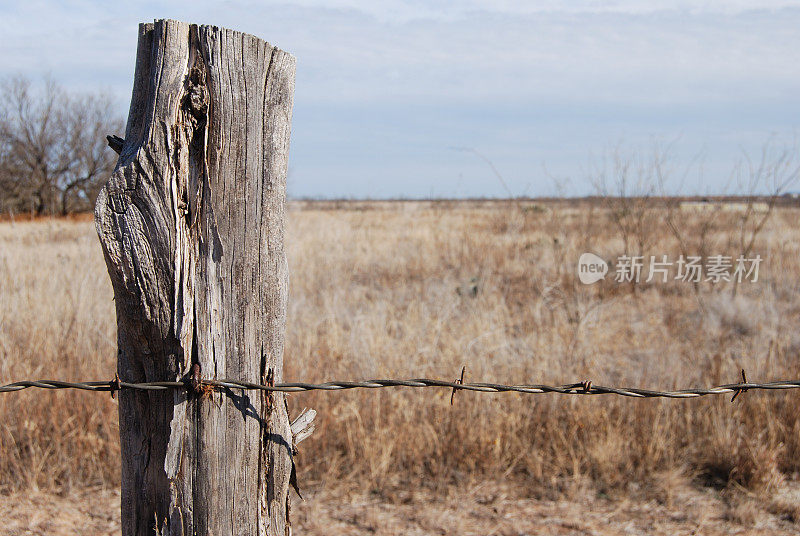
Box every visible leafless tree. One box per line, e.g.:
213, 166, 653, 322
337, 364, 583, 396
591, 145, 665, 294
0, 75, 123, 215
593, 147, 664, 256
728, 142, 800, 295
660, 140, 799, 297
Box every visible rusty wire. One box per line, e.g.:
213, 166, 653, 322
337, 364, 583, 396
0, 373, 798, 402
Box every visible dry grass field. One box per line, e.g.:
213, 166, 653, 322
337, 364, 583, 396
1, 200, 800, 534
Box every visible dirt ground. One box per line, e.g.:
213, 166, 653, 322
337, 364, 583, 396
2, 482, 799, 535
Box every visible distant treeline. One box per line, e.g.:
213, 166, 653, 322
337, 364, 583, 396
0, 76, 124, 216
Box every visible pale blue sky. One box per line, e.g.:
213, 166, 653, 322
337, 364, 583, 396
2, 1, 799, 198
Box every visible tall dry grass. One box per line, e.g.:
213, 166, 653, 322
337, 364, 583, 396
1, 201, 799, 498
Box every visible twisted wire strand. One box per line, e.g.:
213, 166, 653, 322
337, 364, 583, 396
0, 377, 799, 399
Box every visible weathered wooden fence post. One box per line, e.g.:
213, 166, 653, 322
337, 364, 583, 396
95, 19, 295, 536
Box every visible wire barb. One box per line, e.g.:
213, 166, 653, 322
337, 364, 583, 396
731, 369, 749, 403
450, 366, 466, 406
109, 373, 121, 400
564, 380, 593, 394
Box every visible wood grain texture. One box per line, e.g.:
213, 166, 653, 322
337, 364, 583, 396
94, 19, 295, 536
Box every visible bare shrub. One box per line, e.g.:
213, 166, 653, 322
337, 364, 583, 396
592, 147, 663, 259
727, 142, 800, 296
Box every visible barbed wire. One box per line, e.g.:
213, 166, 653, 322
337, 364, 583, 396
0, 370, 798, 402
